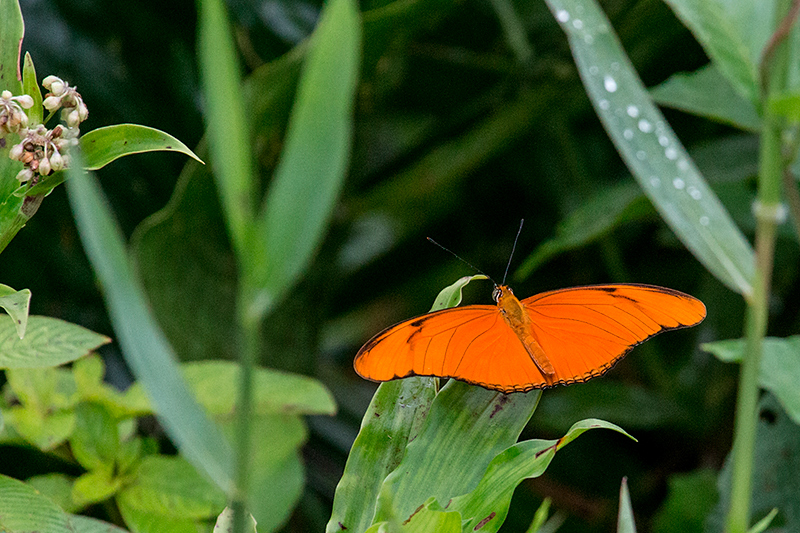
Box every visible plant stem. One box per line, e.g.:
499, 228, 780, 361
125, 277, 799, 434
231, 285, 263, 533
725, 3, 791, 530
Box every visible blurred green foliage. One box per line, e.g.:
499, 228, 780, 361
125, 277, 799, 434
1, 0, 799, 531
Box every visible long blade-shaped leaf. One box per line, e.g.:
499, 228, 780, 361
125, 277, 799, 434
545, 0, 755, 296
65, 159, 233, 492
250, 0, 361, 314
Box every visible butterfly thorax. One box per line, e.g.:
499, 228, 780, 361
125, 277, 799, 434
494, 285, 556, 378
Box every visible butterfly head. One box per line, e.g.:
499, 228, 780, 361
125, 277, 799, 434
492, 284, 514, 303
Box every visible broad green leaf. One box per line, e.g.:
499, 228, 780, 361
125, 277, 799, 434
67, 515, 130, 533
546, 0, 755, 296
73, 354, 104, 393
5, 366, 77, 412
516, 183, 650, 279
26, 474, 78, 513
197, 0, 256, 258
0, 0, 25, 256
0, 474, 73, 533
703, 336, 800, 425
5, 405, 74, 450
250, 0, 361, 315
21, 52, 42, 126
117, 455, 226, 519
375, 381, 541, 524
117, 501, 197, 533
20, 171, 65, 197
400, 498, 461, 533
0, 283, 30, 338
69, 402, 120, 471
448, 419, 632, 533
80, 124, 203, 171
659, 0, 767, 105
181, 360, 336, 416
248, 449, 305, 532
65, 159, 233, 492
0, 315, 109, 368
649, 64, 760, 131
326, 378, 437, 533
651, 469, 720, 533
707, 394, 800, 533
617, 478, 636, 533
326, 276, 492, 533
0, 0, 23, 95
214, 507, 258, 533
71, 468, 122, 508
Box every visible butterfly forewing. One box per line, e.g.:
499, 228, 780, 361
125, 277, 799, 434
521, 284, 706, 386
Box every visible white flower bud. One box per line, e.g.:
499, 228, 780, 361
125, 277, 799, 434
1, 90, 11, 100
9, 143, 24, 160
15, 168, 34, 183
66, 109, 81, 128
39, 156, 51, 176
43, 95, 61, 111
16, 95, 34, 109
50, 150, 64, 171
77, 102, 88, 121
43, 76, 64, 93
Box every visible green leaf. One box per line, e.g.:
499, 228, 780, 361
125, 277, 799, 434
651, 469, 719, 533
375, 382, 541, 525
19, 171, 66, 198
649, 64, 761, 131
26, 474, 78, 514
703, 336, 800, 425
249, 0, 362, 316
326, 378, 437, 533
117, 501, 197, 533
5, 405, 75, 450
617, 477, 637, 533
0, 283, 30, 338
546, 0, 756, 296
67, 515, 130, 533
181, 360, 336, 416
71, 468, 123, 508
69, 402, 120, 471
197, 0, 256, 258
117, 455, 226, 519
0, 474, 73, 533
214, 507, 258, 533
525, 498, 553, 533
21, 52, 42, 126
80, 124, 203, 171
0, 0, 23, 95
248, 449, 305, 532
401, 498, 462, 533
65, 159, 234, 492
5, 366, 77, 412
0, 315, 109, 368
659, 0, 766, 105
430, 274, 489, 311
448, 418, 632, 533
748, 508, 779, 533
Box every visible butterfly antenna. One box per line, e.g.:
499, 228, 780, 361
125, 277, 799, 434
502, 219, 524, 285
426, 237, 496, 284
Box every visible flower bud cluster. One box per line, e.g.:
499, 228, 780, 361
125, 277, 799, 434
4, 76, 88, 184
9, 124, 78, 183
42, 75, 88, 128
0, 90, 34, 138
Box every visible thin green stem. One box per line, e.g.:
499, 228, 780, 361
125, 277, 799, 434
725, 3, 791, 530
231, 285, 263, 533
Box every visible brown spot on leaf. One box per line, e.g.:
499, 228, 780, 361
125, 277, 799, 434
474, 512, 496, 530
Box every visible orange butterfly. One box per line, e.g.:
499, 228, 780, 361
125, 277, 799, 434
354, 283, 706, 393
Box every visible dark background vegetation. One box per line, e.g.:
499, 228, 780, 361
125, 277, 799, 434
3, 0, 797, 530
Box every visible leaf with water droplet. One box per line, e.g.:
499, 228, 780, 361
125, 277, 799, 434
545, 0, 755, 296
